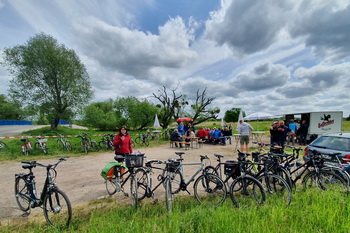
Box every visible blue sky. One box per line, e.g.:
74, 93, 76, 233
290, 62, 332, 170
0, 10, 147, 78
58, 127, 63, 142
1, 0, 350, 118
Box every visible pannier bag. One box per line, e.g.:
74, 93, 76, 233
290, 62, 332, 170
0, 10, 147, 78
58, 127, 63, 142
101, 162, 126, 180
224, 160, 240, 177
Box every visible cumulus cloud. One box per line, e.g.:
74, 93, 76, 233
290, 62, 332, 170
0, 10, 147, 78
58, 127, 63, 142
73, 16, 197, 80
233, 61, 290, 91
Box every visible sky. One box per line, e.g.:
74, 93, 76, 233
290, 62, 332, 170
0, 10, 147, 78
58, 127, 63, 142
0, 0, 350, 118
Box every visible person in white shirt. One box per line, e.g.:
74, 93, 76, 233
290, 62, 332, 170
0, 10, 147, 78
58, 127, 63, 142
236, 119, 254, 153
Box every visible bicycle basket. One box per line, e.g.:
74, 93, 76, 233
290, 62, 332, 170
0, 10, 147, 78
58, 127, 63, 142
125, 153, 145, 168
224, 160, 240, 176
166, 159, 181, 172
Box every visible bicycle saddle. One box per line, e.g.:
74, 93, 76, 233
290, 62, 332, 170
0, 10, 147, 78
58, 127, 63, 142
214, 154, 224, 158
175, 152, 185, 156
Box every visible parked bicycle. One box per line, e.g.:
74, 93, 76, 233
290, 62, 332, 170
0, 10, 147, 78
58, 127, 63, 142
14, 158, 72, 229
57, 135, 72, 151
103, 153, 146, 207
0, 141, 7, 151
78, 133, 99, 154
98, 134, 115, 150
166, 152, 227, 207
134, 133, 149, 146
20, 138, 32, 155
34, 136, 48, 154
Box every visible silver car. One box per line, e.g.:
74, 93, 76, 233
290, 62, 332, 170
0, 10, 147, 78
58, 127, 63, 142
305, 133, 350, 163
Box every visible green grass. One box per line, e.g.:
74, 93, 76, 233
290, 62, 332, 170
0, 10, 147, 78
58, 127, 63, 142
1, 189, 350, 232
0, 126, 167, 161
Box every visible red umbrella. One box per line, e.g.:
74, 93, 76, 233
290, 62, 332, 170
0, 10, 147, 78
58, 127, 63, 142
176, 117, 193, 122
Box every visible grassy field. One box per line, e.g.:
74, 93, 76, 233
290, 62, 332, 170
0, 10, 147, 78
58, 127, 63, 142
1, 188, 349, 232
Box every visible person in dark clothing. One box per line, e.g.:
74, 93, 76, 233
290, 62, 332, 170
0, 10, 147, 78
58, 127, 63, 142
277, 120, 293, 148
170, 129, 183, 147
299, 120, 309, 145
270, 121, 279, 145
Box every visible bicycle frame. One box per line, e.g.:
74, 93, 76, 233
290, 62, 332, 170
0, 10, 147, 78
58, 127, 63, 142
176, 160, 206, 188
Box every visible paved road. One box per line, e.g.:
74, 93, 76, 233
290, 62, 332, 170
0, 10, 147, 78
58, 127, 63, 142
0, 125, 49, 137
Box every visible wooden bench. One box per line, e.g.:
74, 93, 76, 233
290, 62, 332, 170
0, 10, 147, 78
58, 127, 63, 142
170, 141, 190, 150
197, 140, 204, 148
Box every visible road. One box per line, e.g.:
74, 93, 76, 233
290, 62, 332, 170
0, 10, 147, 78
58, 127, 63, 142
0, 125, 49, 137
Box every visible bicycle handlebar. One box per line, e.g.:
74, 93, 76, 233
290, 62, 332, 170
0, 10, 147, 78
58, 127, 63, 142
21, 157, 67, 169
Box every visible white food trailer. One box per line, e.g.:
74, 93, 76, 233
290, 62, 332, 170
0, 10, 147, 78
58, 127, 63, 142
284, 111, 343, 141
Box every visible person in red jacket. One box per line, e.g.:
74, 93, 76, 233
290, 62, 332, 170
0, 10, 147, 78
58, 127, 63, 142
113, 126, 133, 162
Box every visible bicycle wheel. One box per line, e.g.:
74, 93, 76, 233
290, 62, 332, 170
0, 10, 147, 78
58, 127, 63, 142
130, 172, 138, 207
57, 140, 64, 149
165, 176, 172, 212
0, 141, 6, 150
257, 174, 292, 206
194, 174, 227, 207
321, 167, 350, 186
14, 176, 30, 211
135, 137, 142, 145
204, 166, 219, 176
99, 141, 108, 150
302, 170, 349, 193
42, 145, 48, 154
22, 147, 29, 156
43, 189, 72, 229
229, 176, 266, 208
144, 137, 149, 146
91, 141, 99, 152
162, 169, 182, 194
135, 168, 149, 201
108, 140, 115, 150
105, 166, 122, 195
81, 141, 88, 154
65, 141, 72, 151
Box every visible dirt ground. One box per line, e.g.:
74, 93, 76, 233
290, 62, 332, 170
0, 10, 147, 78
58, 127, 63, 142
0, 137, 270, 225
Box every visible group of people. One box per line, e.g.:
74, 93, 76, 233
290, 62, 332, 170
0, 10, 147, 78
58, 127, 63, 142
270, 119, 309, 148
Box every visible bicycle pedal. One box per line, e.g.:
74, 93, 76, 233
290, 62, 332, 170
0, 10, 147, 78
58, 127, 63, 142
21, 212, 30, 217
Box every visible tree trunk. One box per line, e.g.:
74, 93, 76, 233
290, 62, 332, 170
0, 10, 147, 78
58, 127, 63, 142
50, 118, 59, 130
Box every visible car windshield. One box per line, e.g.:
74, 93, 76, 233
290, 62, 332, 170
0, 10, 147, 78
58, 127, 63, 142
311, 136, 350, 152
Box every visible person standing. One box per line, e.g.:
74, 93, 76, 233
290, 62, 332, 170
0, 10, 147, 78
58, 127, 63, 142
287, 119, 297, 146
113, 126, 133, 162
237, 120, 254, 152
277, 120, 293, 148
177, 121, 185, 136
270, 121, 279, 145
299, 120, 309, 145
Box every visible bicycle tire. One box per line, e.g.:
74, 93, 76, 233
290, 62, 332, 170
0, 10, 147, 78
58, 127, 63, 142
162, 169, 182, 194
321, 167, 350, 186
302, 170, 349, 193
229, 176, 266, 208
105, 166, 122, 195
135, 168, 149, 201
22, 147, 29, 156
144, 137, 149, 146
134, 137, 141, 145
81, 141, 88, 154
99, 141, 108, 150
165, 176, 172, 213
204, 166, 219, 176
0, 141, 6, 150
257, 173, 292, 206
130, 172, 138, 207
108, 140, 115, 150
34, 142, 40, 149
43, 188, 72, 229
65, 141, 72, 151
14, 176, 30, 211
57, 140, 65, 149
91, 141, 99, 152
42, 145, 48, 154
194, 173, 227, 207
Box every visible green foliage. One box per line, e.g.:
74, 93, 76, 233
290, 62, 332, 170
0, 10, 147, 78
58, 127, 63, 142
0, 94, 24, 120
83, 100, 118, 130
2, 190, 350, 232
2, 32, 93, 129
224, 108, 245, 122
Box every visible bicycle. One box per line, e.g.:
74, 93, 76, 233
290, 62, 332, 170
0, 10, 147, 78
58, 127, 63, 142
14, 158, 72, 229
135, 158, 176, 212
34, 136, 48, 154
206, 151, 292, 206
104, 153, 146, 207
134, 133, 149, 146
20, 138, 32, 155
0, 141, 7, 151
166, 152, 227, 207
57, 135, 72, 151
78, 133, 99, 154
98, 134, 115, 150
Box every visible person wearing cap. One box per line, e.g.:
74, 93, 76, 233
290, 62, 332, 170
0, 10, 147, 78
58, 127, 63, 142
237, 119, 254, 152
287, 119, 297, 146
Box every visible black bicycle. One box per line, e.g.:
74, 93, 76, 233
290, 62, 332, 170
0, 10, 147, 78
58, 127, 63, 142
14, 158, 72, 229
134, 133, 149, 146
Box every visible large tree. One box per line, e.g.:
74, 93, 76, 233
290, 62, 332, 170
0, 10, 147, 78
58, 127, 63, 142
190, 88, 220, 125
224, 108, 245, 122
2, 33, 93, 129
0, 94, 24, 120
